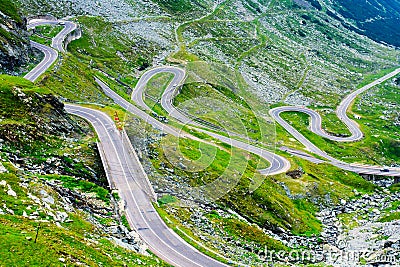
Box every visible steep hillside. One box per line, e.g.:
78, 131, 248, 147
0, 0, 32, 74
322, 0, 400, 47
8, 0, 400, 265
0, 75, 169, 266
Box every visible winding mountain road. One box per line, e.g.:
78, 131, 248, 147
157, 67, 400, 176
132, 66, 186, 112
65, 104, 227, 267
27, 19, 78, 53
23, 17, 400, 267
23, 41, 58, 82
24, 19, 78, 82
336, 68, 400, 141
267, 68, 400, 176
127, 67, 290, 175
270, 68, 400, 143
24, 20, 230, 267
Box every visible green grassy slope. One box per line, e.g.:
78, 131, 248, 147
9, 0, 400, 264
0, 75, 169, 266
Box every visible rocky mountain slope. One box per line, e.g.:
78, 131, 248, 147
5, 0, 400, 266
0, 0, 32, 74
0, 75, 169, 266
322, 0, 400, 47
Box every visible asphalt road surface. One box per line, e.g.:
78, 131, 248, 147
27, 19, 77, 53
131, 66, 186, 111
23, 17, 400, 267
65, 104, 228, 267
98, 76, 291, 176
269, 67, 400, 176
24, 41, 58, 82
336, 68, 400, 141
25, 20, 231, 267
130, 68, 290, 175
95, 77, 185, 137
270, 107, 400, 176
154, 66, 400, 176
24, 19, 78, 82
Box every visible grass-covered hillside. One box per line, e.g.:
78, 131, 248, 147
9, 0, 400, 265
0, 0, 24, 24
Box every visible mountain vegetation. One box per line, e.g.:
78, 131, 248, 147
2, 0, 400, 265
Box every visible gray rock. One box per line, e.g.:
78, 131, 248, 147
7, 185, 17, 197
55, 211, 68, 223
178, 162, 187, 170
42, 195, 55, 205
0, 163, 7, 173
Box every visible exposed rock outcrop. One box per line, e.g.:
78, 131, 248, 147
0, 0, 32, 74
